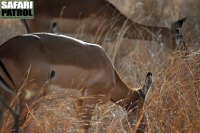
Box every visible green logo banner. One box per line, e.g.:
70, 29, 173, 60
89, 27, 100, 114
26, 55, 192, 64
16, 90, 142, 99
0, 0, 34, 19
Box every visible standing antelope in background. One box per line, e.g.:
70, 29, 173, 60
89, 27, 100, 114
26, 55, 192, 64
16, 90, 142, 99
24, 0, 186, 50
0, 33, 152, 132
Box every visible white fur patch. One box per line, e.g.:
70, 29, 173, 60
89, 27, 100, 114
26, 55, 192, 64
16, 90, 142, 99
24, 90, 35, 100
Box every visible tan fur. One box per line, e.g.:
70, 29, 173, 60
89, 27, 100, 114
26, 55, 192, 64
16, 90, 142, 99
0, 33, 152, 132
24, 0, 186, 50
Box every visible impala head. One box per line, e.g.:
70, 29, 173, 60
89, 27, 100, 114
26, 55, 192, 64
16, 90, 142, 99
133, 72, 153, 109
125, 72, 152, 132
168, 17, 186, 50
122, 72, 153, 112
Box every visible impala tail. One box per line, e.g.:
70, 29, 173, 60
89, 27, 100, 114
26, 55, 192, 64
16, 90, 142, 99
0, 60, 15, 94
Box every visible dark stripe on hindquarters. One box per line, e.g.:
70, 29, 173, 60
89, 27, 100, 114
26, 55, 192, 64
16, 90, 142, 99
0, 60, 16, 88
0, 75, 15, 94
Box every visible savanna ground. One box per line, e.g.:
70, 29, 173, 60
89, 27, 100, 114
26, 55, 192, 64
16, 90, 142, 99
0, 0, 199, 132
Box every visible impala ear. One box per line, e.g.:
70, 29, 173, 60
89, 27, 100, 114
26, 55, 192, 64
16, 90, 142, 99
141, 72, 153, 94
170, 17, 186, 50
171, 17, 186, 30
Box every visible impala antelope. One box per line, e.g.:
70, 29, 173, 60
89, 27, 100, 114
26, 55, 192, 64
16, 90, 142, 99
24, 0, 186, 50
0, 33, 152, 132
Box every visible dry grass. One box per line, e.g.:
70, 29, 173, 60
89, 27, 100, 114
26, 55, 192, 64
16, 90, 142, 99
2, 49, 199, 133
145, 51, 200, 133
0, 0, 200, 132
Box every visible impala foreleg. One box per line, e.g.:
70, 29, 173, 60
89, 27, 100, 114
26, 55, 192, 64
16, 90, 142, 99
76, 96, 97, 133
75, 90, 109, 133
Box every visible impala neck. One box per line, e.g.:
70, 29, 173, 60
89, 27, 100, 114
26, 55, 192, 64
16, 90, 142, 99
129, 22, 170, 42
110, 71, 143, 111
106, 4, 171, 44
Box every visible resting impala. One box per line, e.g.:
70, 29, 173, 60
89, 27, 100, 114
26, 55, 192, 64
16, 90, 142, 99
0, 33, 152, 132
24, 0, 186, 50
